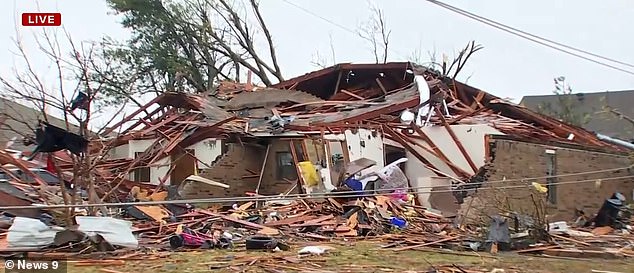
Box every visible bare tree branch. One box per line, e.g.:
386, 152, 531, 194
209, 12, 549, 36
357, 3, 391, 64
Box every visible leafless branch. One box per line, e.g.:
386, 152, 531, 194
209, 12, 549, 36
357, 3, 391, 64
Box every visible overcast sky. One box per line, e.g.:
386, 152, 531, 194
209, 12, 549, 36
2, 0, 634, 127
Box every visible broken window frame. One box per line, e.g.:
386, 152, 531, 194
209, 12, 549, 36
545, 152, 557, 204
276, 151, 297, 180
133, 152, 151, 183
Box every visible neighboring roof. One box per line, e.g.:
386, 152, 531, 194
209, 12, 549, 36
520, 90, 634, 141
0, 97, 81, 152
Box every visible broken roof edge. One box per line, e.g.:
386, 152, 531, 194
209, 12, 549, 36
273, 62, 414, 89
489, 134, 632, 156
448, 80, 626, 152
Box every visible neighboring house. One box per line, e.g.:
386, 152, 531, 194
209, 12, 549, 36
520, 90, 634, 142
0, 97, 81, 152
86, 62, 634, 221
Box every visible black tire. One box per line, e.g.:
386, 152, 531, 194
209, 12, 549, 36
201, 240, 214, 249
169, 235, 184, 249
245, 236, 277, 250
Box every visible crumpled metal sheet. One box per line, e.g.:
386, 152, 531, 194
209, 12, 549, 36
7, 217, 63, 248
76, 216, 138, 248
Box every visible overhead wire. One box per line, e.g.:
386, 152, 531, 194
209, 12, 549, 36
425, 0, 634, 69
2, 165, 631, 210
279, 0, 409, 59
281, 0, 634, 75
424, 0, 634, 75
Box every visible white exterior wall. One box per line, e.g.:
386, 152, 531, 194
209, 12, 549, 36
345, 129, 384, 175
187, 138, 223, 169
107, 143, 129, 160
128, 139, 170, 185
410, 176, 453, 208
418, 124, 503, 173
402, 124, 504, 207
122, 138, 222, 185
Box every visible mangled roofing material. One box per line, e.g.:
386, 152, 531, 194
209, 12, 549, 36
272, 62, 625, 151
53, 62, 628, 205
224, 88, 324, 111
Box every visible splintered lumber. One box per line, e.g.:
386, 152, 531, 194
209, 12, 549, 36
71, 260, 126, 266
134, 205, 170, 222
515, 245, 560, 253
435, 107, 477, 172
264, 214, 314, 227
591, 226, 614, 236
550, 233, 592, 246
391, 235, 463, 251
100, 269, 129, 273
542, 249, 623, 259
290, 215, 335, 227
198, 210, 280, 234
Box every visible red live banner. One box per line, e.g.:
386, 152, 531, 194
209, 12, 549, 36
22, 13, 62, 26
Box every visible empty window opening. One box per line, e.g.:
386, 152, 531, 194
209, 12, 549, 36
133, 152, 151, 183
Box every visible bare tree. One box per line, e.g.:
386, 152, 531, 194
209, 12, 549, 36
410, 40, 483, 80
537, 76, 591, 127
0, 28, 129, 223
357, 2, 391, 64
310, 34, 337, 68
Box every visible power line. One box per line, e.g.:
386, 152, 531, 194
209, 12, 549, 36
279, 0, 409, 59
280, 0, 357, 35
3, 167, 631, 210
424, 0, 634, 75
429, 1, 634, 69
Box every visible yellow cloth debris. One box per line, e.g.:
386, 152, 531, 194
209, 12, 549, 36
298, 161, 320, 187
532, 182, 548, 193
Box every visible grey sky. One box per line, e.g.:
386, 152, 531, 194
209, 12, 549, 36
1, 0, 633, 127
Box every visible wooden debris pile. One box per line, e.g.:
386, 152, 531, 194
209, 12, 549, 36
515, 224, 634, 259
128, 196, 464, 248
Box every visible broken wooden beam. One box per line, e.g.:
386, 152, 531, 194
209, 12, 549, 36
434, 107, 478, 173
409, 123, 471, 177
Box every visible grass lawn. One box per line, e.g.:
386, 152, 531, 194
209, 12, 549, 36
67, 241, 633, 273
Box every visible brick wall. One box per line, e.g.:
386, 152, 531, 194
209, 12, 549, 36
184, 143, 264, 199
461, 138, 634, 221
184, 141, 298, 200
259, 139, 300, 195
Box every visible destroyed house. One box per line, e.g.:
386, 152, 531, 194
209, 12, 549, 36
100, 62, 634, 221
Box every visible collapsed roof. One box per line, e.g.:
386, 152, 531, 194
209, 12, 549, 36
66, 62, 626, 198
